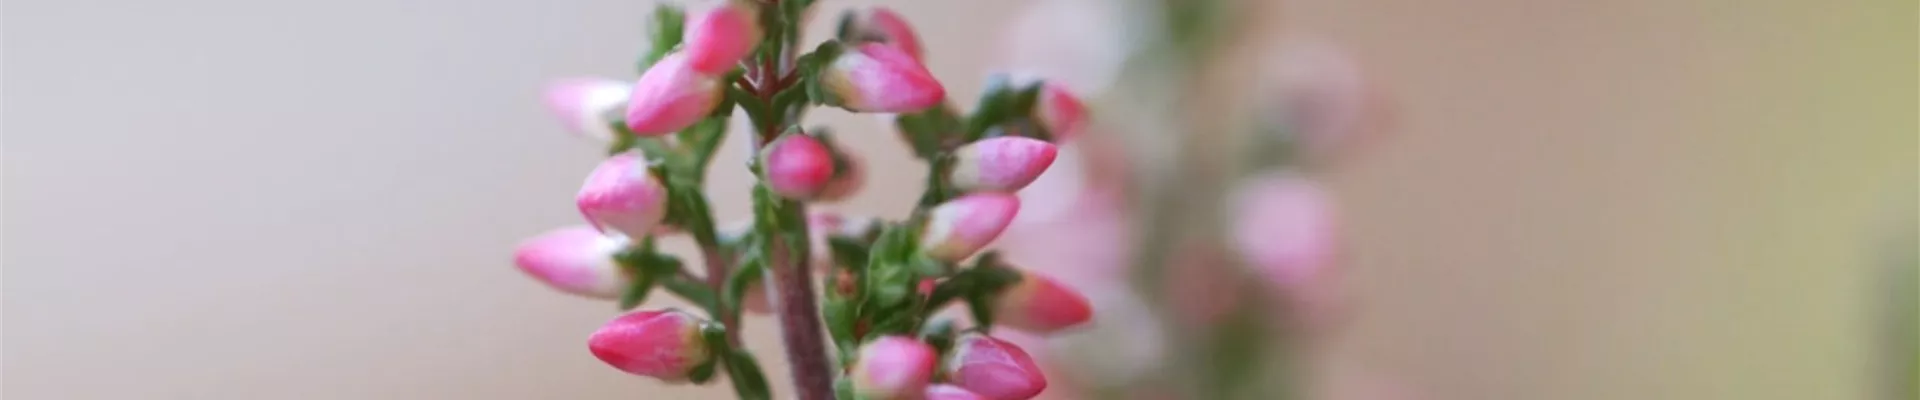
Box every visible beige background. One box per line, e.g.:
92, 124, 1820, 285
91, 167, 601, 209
4, 0, 1913, 399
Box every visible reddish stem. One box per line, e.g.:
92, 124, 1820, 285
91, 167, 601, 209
745, 18, 836, 399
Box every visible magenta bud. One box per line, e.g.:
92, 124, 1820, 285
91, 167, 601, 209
760, 134, 837, 200
1229, 172, 1339, 289
920, 194, 1021, 262
512, 226, 632, 299
992, 269, 1093, 334
543, 77, 632, 141
851, 336, 938, 399
951, 137, 1058, 192
815, 151, 865, 202
577, 153, 669, 239
587, 309, 712, 381
840, 7, 924, 61
625, 53, 724, 136
924, 384, 990, 400
819, 42, 946, 113
683, 0, 762, 74
945, 333, 1048, 400
1033, 83, 1089, 141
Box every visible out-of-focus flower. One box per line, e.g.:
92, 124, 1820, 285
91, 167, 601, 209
945, 333, 1048, 400
760, 134, 837, 200
542, 77, 632, 142
951, 137, 1059, 193
920, 194, 1021, 262
818, 43, 946, 113
577, 153, 670, 239
1228, 172, 1339, 290
991, 268, 1093, 334
924, 384, 990, 400
625, 53, 725, 136
1266, 39, 1392, 164
838, 7, 923, 61
587, 309, 712, 381
1032, 82, 1089, 142
816, 151, 866, 202
851, 336, 938, 399
682, 0, 761, 74
512, 226, 632, 299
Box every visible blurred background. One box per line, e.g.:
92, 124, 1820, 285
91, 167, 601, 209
4, 0, 1913, 399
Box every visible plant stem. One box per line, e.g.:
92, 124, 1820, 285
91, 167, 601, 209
744, 23, 836, 400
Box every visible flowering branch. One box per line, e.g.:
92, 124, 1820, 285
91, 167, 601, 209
519, 2, 1095, 399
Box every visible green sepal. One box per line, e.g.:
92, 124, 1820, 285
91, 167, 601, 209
962, 74, 1048, 142
798, 41, 846, 107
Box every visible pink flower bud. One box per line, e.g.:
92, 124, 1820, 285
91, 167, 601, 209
945, 334, 1047, 400
819, 42, 945, 113
850, 336, 937, 399
951, 137, 1058, 192
682, 0, 762, 74
1229, 172, 1339, 289
512, 226, 632, 299
924, 384, 990, 400
840, 7, 924, 61
991, 269, 1092, 334
587, 309, 712, 381
920, 194, 1021, 262
1033, 83, 1089, 141
625, 53, 724, 136
760, 134, 837, 200
543, 77, 632, 141
577, 153, 669, 239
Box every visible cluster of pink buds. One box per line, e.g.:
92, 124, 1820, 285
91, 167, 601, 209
516, 2, 1095, 400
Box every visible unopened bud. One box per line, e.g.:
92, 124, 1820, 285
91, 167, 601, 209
760, 134, 837, 200
587, 309, 712, 382
924, 384, 990, 400
682, 0, 761, 74
543, 77, 632, 141
950, 137, 1058, 193
944, 333, 1047, 400
512, 226, 632, 299
850, 336, 938, 399
992, 269, 1092, 334
625, 53, 724, 136
577, 153, 669, 239
1033, 82, 1089, 141
838, 7, 923, 61
920, 194, 1021, 262
818, 42, 945, 113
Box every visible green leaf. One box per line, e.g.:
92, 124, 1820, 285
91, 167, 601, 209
892, 105, 963, 159
640, 4, 686, 73
617, 268, 657, 310
823, 296, 858, 365
723, 255, 766, 319
687, 357, 719, 384
662, 274, 719, 312
919, 319, 958, 355
724, 350, 773, 400
827, 237, 872, 274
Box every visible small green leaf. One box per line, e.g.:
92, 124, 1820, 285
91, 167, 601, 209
919, 319, 958, 355
725, 350, 773, 400
617, 269, 657, 311
687, 357, 719, 384
640, 4, 686, 73
662, 275, 719, 312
